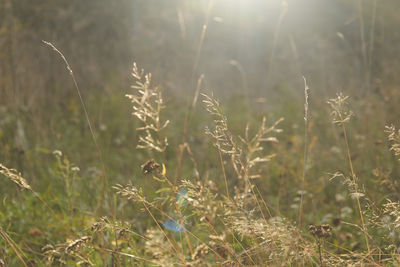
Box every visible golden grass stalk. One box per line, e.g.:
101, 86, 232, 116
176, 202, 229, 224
327, 93, 371, 255
0, 227, 28, 267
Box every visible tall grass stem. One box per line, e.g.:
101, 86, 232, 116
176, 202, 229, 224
42, 41, 108, 216
298, 77, 309, 227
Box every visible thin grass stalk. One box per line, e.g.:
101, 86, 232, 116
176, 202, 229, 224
42, 41, 108, 216
275, 166, 287, 217
176, 0, 211, 180
170, 185, 194, 256
324, 241, 381, 266
142, 202, 186, 265
184, 228, 229, 264
317, 238, 323, 267
238, 156, 270, 224
0, 227, 28, 267
215, 215, 262, 265
298, 77, 310, 227
218, 146, 231, 200
237, 179, 283, 262
367, 0, 377, 92
157, 171, 194, 256
192, 0, 213, 81
254, 184, 273, 218
340, 119, 371, 255
176, 1, 210, 182
264, 1, 288, 88
205, 217, 245, 265
176, 74, 204, 183
95, 247, 163, 266
357, 0, 368, 92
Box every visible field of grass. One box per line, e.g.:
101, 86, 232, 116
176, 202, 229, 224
2, 1, 400, 266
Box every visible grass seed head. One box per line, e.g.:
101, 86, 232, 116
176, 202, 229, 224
0, 163, 31, 191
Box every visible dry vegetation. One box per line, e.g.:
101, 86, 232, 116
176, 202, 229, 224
2, 0, 400, 266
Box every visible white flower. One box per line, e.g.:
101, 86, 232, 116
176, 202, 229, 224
71, 167, 80, 172
52, 150, 62, 157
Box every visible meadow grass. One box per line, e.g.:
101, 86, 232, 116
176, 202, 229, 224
1, 53, 400, 266
3, 0, 400, 265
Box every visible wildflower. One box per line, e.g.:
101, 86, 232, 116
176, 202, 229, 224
52, 150, 62, 157
71, 166, 80, 172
